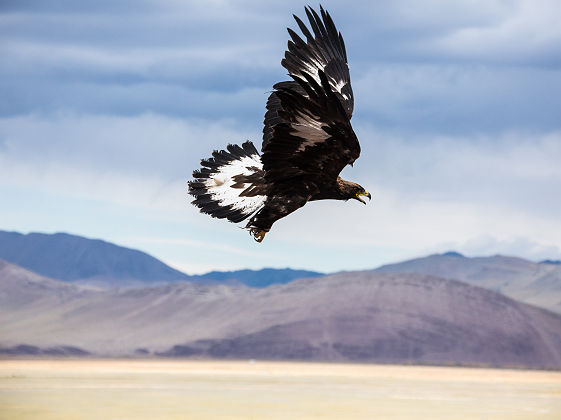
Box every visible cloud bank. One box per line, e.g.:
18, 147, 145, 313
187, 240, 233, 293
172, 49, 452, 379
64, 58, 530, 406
1, 0, 560, 272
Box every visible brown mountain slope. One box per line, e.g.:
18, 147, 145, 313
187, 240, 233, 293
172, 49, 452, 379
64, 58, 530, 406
1, 260, 561, 368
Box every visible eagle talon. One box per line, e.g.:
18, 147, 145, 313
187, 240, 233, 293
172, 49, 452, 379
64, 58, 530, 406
250, 228, 266, 243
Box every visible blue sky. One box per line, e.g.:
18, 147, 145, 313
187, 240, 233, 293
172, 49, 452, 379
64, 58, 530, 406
1, 0, 560, 273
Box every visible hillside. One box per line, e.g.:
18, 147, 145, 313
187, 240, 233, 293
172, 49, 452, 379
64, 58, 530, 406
374, 252, 561, 314
2, 259, 561, 369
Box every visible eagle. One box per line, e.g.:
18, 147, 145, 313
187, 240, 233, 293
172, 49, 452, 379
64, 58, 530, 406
188, 6, 370, 242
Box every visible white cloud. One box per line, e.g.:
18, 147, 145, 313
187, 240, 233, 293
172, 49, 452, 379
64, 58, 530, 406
354, 126, 561, 218
0, 113, 262, 235
1, 1, 560, 272
1, 40, 276, 76
457, 235, 561, 261
430, 0, 561, 64
1, 114, 560, 271
353, 63, 561, 132
0, 112, 257, 178
266, 127, 561, 266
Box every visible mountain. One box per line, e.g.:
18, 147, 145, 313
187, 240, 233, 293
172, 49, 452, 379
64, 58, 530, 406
374, 252, 561, 314
0, 258, 93, 355
0, 230, 189, 286
192, 268, 323, 288
3, 229, 558, 310
0, 230, 323, 288
541, 260, 561, 265
2, 259, 561, 369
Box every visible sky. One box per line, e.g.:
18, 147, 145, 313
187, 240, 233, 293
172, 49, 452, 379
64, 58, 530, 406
1, 0, 560, 274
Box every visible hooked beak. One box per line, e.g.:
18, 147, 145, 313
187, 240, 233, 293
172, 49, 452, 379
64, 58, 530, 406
355, 190, 372, 205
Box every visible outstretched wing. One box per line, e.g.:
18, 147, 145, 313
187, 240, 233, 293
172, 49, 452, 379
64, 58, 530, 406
284, 6, 353, 117
261, 6, 359, 182
263, 6, 354, 151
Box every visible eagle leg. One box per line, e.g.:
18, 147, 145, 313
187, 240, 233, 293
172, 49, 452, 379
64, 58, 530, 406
249, 228, 267, 243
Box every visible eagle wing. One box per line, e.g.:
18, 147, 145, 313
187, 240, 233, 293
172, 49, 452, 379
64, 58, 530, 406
261, 6, 359, 182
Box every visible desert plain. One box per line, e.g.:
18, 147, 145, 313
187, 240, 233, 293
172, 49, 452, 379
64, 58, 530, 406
0, 359, 560, 420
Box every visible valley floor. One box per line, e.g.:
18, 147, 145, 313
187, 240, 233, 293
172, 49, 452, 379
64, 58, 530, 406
1, 360, 560, 419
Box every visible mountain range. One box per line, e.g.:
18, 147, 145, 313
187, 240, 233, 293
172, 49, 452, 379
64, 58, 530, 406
1, 229, 561, 368
0, 230, 322, 288
3, 229, 559, 314
374, 251, 561, 315
1, 259, 560, 369
0, 230, 189, 285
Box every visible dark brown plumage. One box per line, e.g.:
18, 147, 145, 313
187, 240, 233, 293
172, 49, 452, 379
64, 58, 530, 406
188, 6, 370, 242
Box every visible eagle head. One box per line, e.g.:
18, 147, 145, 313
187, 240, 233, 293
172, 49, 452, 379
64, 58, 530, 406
338, 179, 371, 204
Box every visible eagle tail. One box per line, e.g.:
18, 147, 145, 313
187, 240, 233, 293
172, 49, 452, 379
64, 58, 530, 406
188, 141, 268, 223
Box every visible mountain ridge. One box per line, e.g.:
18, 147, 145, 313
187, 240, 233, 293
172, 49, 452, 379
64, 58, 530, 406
1, 260, 560, 369
374, 251, 561, 314
0, 230, 324, 288
1, 230, 559, 314
0, 230, 189, 284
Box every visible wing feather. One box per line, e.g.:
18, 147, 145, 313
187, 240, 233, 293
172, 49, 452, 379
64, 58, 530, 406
262, 6, 354, 151
261, 7, 360, 183
286, 5, 353, 116
262, 69, 359, 182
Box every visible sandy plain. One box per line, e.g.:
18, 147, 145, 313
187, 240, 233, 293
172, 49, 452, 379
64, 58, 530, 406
0, 359, 560, 420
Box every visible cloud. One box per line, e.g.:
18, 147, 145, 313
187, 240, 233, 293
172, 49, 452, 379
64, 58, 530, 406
457, 235, 561, 261
352, 63, 561, 133
354, 126, 561, 220
1, 113, 560, 271
0, 113, 258, 250
1, 0, 560, 272
0, 113, 258, 180
342, 0, 561, 66
0, 1, 288, 118
429, 0, 561, 66
265, 126, 561, 266
4, 114, 557, 221
2, 0, 560, 129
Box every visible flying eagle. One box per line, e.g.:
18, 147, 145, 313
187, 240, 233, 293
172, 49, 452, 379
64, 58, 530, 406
188, 6, 370, 242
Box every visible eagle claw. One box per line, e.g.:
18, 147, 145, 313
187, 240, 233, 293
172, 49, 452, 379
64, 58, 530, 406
249, 228, 266, 243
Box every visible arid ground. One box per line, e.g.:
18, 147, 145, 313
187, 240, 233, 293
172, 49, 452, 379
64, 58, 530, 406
0, 360, 560, 419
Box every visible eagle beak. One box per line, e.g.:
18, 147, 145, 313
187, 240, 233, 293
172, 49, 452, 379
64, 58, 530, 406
356, 190, 372, 205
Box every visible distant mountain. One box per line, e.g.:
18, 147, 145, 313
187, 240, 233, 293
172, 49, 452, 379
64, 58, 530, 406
374, 252, 561, 314
2, 259, 561, 369
192, 268, 323, 288
0, 230, 190, 286
1, 229, 559, 315
541, 259, 561, 265
0, 230, 322, 288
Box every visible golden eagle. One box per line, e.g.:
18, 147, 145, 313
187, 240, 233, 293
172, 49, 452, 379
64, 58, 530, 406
188, 6, 370, 242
